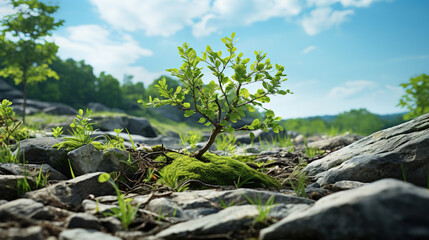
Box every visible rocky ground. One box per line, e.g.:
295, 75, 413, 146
0, 112, 428, 240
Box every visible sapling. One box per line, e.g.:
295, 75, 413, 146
140, 33, 291, 159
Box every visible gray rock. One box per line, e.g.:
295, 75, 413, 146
259, 179, 429, 240
59, 228, 121, 240
330, 180, 367, 191
87, 102, 112, 112
267, 203, 310, 219
0, 198, 53, 220
43, 105, 77, 115
93, 116, 157, 137
99, 216, 122, 233
17, 137, 69, 177
307, 133, 362, 151
67, 144, 128, 176
156, 205, 260, 239
7, 226, 44, 240
305, 113, 429, 187
1, 89, 22, 99
146, 197, 186, 219
65, 213, 102, 230
12, 98, 51, 109
135, 188, 314, 220
304, 187, 332, 200
12, 105, 40, 115
93, 116, 127, 131
127, 116, 157, 137
82, 199, 117, 214
0, 163, 68, 180
25, 172, 114, 209
0, 175, 35, 200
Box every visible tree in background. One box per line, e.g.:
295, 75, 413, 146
333, 109, 383, 135
398, 74, 429, 120
95, 72, 123, 108
0, 0, 63, 123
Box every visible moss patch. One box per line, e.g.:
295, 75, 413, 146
156, 152, 280, 189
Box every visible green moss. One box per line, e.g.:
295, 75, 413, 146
157, 152, 280, 189
235, 155, 258, 163
151, 145, 163, 152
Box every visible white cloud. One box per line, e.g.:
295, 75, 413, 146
53, 25, 162, 85
193, 0, 302, 37
307, 0, 378, 8
302, 45, 317, 55
90, 0, 211, 37
328, 80, 377, 99
89, 0, 302, 38
301, 7, 354, 35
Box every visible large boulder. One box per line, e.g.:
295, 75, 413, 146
134, 188, 314, 221
12, 99, 51, 109
260, 179, 429, 240
67, 144, 129, 176
25, 172, 114, 209
305, 113, 429, 187
307, 133, 362, 151
0, 175, 35, 200
0, 78, 22, 99
0, 163, 67, 180
93, 116, 157, 137
0, 198, 54, 220
87, 102, 124, 113
43, 105, 77, 115
17, 137, 70, 177
127, 116, 157, 137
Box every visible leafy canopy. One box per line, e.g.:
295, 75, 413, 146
0, 0, 64, 85
398, 74, 429, 120
140, 33, 291, 158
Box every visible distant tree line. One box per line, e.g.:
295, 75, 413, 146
282, 108, 406, 136
0, 56, 163, 110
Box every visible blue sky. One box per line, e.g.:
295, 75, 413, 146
1, 0, 428, 118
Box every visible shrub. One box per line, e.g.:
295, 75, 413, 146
140, 33, 291, 159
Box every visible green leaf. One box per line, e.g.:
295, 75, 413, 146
98, 173, 111, 183
184, 110, 194, 117
78, 109, 83, 115
183, 102, 191, 108
251, 119, 260, 128
249, 132, 255, 141
266, 110, 274, 118
198, 118, 206, 123
240, 88, 249, 98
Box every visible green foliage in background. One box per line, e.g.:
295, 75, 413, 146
140, 33, 290, 159
0, 0, 63, 123
398, 74, 429, 120
283, 108, 405, 136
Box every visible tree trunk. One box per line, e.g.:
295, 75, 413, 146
22, 70, 27, 124
192, 125, 222, 160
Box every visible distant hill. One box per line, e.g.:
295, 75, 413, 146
282, 109, 408, 136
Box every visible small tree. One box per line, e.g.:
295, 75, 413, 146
0, 0, 63, 123
140, 33, 291, 159
398, 74, 429, 120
